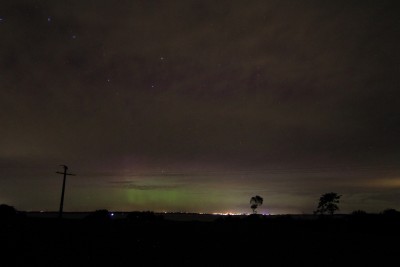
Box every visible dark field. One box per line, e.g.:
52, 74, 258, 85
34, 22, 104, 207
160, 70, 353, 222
1, 213, 399, 266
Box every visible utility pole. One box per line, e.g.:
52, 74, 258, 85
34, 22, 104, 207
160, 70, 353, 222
56, 165, 76, 218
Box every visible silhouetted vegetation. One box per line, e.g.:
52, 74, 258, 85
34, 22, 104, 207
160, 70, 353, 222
0, 204, 17, 220
250, 195, 263, 214
314, 192, 341, 215
381, 208, 400, 218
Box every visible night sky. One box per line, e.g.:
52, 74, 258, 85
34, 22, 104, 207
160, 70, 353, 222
1, 0, 400, 214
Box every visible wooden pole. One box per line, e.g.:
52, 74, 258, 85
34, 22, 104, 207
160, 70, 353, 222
56, 165, 76, 218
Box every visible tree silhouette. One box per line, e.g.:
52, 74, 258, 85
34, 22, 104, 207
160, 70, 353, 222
314, 192, 341, 215
250, 195, 263, 214
381, 208, 400, 218
0, 204, 17, 220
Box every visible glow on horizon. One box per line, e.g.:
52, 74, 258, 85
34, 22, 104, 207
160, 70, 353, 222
3, 169, 400, 214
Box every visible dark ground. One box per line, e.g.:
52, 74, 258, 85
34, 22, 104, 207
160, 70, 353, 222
1, 213, 399, 266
